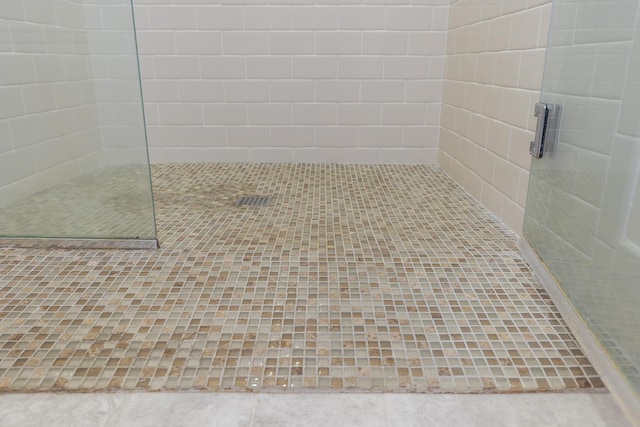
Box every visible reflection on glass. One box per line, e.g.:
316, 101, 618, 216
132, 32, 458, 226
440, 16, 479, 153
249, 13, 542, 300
524, 0, 640, 395
0, 0, 156, 241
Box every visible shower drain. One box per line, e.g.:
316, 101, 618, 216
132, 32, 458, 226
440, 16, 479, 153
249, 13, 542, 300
235, 196, 272, 207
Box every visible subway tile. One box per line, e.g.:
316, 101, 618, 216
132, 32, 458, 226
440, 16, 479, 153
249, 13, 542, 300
510, 8, 542, 50
500, 88, 533, 129
292, 148, 340, 163
154, 56, 200, 79
293, 104, 337, 125
459, 136, 477, 169
403, 126, 439, 148
315, 81, 360, 102
502, 197, 525, 235
182, 126, 227, 148
338, 57, 383, 79
249, 148, 294, 162
518, 49, 546, 90
361, 81, 405, 103
494, 52, 520, 88
149, 7, 196, 30
43, 110, 75, 138
381, 104, 426, 125
378, 148, 426, 164
517, 169, 529, 207
8, 115, 49, 148
337, 104, 380, 125
271, 126, 315, 147
493, 156, 521, 200
142, 77, 182, 104
362, 32, 408, 55
245, 6, 291, 30
509, 127, 533, 170
224, 81, 270, 103
23, 0, 57, 26
292, 6, 338, 30
223, 32, 269, 55
358, 126, 403, 147
203, 147, 251, 162
269, 32, 315, 55
0, 148, 35, 187
147, 126, 183, 148
338, 6, 385, 30
405, 80, 443, 103
408, 32, 447, 55
480, 183, 505, 219
199, 57, 246, 79
386, 6, 432, 31
247, 57, 292, 79
0, 86, 25, 119
383, 57, 429, 79
333, 148, 380, 164
0, 21, 10, 52
0, 54, 36, 85
293, 57, 337, 79
270, 81, 315, 102
0, 121, 12, 154
7, 22, 46, 54
204, 104, 248, 125
175, 32, 222, 55
315, 126, 359, 147
179, 81, 224, 103
32, 139, 68, 172
248, 104, 292, 125
227, 126, 271, 147
316, 32, 362, 55
196, 6, 244, 30
0, 1, 25, 21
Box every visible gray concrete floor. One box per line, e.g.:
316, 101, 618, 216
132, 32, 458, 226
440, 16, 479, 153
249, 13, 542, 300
0, 391, 633, 427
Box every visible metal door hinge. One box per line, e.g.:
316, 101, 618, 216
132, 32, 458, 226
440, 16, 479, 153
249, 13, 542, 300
530, 102, 559, 158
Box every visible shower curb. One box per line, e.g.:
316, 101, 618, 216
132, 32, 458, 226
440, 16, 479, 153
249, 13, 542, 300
518, 238, 640, 426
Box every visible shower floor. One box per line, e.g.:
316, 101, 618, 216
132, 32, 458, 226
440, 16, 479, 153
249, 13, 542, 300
0, 163, 602, 392
0, 165, 156, 240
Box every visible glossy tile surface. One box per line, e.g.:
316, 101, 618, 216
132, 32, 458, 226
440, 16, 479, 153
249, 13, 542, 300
0, 165, 156, 240
0, 164, 601, 392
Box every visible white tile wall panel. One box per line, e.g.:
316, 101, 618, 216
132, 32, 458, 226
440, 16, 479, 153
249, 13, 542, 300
439, 0, 553, 234
136, 1, 449, 164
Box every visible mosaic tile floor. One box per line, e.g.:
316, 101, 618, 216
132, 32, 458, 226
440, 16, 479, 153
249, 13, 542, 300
0, 165, 155, 240
0, 164, 602, 393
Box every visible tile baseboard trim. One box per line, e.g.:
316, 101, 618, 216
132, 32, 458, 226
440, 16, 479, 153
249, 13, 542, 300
518, 237, 640, 426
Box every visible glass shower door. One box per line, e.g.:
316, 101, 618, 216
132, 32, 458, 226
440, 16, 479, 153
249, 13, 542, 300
523, 0, 640, 397
0, 0, 157, 248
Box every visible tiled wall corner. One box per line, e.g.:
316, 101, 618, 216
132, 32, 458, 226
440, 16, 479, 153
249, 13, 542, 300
438, 0, 552, 234
85, 1, 150, 166
0, 0, 106, 206
134, 1, 449, 164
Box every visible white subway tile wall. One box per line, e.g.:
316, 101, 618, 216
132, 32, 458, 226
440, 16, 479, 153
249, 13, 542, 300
134, 1, 449, 164
0, 0, 151, 206
0, 1, 105, 206
438, 0, 552, 233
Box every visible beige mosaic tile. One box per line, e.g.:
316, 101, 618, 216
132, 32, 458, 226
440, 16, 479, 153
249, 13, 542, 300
0, 165, 155, 240
0, 164, 602, 392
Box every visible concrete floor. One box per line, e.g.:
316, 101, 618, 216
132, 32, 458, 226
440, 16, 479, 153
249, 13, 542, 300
0, 391, 632, 427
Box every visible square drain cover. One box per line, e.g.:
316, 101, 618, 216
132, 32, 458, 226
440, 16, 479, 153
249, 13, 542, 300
235, 196, 272, 207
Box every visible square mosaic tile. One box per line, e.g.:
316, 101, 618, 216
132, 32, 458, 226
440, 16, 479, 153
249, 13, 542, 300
0, 165, 155, 240
0, 164, 603, 392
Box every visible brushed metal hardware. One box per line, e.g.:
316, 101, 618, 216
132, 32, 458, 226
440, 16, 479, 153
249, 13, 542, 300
530, 102, 559, 158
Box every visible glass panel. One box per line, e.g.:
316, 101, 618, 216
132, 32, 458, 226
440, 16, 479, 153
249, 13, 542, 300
0, 0, 156, 241
524, 0, 640, 394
